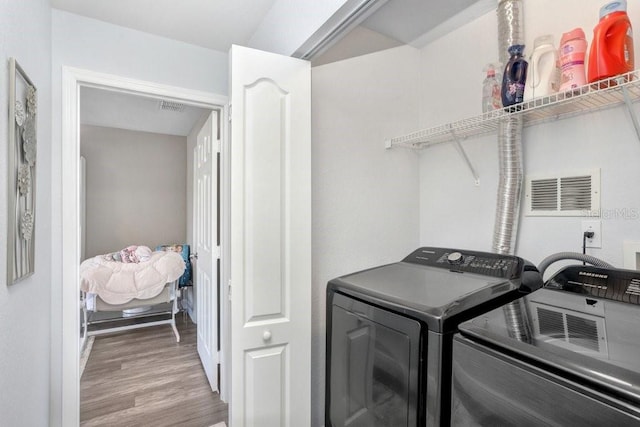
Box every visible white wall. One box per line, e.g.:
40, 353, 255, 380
50, 11, 227, 425
51, 9, 229, 95
418, 0, 640, 270
80, 125, 187, 258
311, 2, 640, 424
311, 45, 421, 426
0, 1, 52, 426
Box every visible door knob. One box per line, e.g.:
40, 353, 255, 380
262, 330, 272, 342
190, 253, 198, 260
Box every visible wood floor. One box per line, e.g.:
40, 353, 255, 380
81, 315, 228, 427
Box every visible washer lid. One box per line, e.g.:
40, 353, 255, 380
458, 285, 640, 403
328, 247, 540, 332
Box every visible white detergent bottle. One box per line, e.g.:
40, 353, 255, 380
524, 35, 559, 102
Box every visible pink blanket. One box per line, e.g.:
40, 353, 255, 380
80, 251, 185, 305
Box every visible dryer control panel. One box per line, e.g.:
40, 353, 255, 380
546, 265, 640, 305
403, 247, 522, 279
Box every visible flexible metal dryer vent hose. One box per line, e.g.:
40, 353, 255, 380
495, 0, 529, 343
492, 0, 524, 256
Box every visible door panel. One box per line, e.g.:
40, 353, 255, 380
230, 45, 311, 427
245, 345, 287, 427
244, 79, 288, 323
328, 293, 421, 427
194, 111, 219, 392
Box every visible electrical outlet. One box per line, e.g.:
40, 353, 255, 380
581, 220, 602, 248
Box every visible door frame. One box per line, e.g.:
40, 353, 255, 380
60, 66, 231, 426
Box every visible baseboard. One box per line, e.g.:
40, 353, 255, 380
79, 336, 95, 378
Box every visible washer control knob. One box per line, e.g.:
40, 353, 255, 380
447, 252, 464, 264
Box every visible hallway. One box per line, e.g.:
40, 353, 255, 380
81, 316, 227, 426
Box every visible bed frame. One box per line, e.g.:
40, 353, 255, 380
81, 280, 180, 351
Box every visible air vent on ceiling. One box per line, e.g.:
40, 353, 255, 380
525, 169, 600, 216
532, 303, 606, 355
158, 100, 185, 112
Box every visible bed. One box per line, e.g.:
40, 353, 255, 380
80, 249, 186, 349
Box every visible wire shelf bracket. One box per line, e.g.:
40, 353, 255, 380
450, 130, 480, 186
621, 84, 640, 142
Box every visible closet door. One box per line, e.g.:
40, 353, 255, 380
229, 45, 311, 427
194, 111, 219, 392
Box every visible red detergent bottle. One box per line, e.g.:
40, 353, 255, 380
588, 0, 634, 84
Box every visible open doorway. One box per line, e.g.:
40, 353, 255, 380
78, 86, 225, 425
78, 87, 209, 328
61, 68, 231, 426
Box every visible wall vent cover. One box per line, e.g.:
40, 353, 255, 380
158, 100, 185, 112
525, 169, 600, 216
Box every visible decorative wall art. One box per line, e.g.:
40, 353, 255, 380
7, 58, 37, 285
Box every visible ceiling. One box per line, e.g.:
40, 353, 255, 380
313, 0, 493, 65
57, 0, 493, 135
51, 0, 492, 56
51, 0, 278, 52
363, 0, 486, 46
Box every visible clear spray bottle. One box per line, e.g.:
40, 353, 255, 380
482, 63, 502, 113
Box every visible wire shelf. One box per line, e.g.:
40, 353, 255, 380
387, 69, 640, 149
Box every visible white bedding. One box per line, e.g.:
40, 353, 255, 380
80, 251, 185, 305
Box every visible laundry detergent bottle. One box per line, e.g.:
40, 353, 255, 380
502, 44, 528, 108
588, 0, 634, 83
524, 35, 559, 101
559, 28, 588, 91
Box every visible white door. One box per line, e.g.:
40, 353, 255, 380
194, 111, 219, 392
229, 45, 311, 426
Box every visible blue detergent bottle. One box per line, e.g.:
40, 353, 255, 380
501, 44, 528, 108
